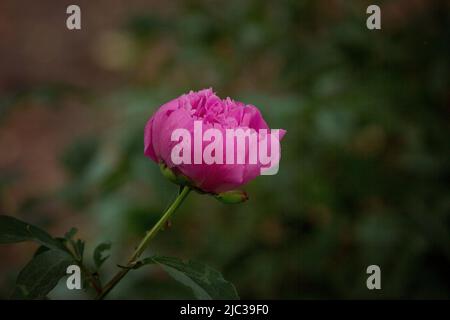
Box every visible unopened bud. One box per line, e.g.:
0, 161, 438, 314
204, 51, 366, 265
215, 190, 248, 204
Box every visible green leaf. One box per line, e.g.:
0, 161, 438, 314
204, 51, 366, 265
11, 249, 74, 299
93, 242, 111, 269
75, 239, 85, 261
64, 227, 78, 240
33, 245, 50, 257
0, 215, 62, 250
137, 256, 239, 300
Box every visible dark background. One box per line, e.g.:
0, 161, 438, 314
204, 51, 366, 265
0, 0, 449, 299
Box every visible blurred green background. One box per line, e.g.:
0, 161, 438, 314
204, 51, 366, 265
0, 0, 449, 299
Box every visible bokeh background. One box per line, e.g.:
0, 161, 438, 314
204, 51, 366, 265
0, 0, 449, 299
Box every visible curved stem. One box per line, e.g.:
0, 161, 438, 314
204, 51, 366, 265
96, 186, 191, 299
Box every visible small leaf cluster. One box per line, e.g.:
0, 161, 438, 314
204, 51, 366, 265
0, 215, 238, 299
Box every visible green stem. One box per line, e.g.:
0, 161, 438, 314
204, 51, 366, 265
96, 186, 191, 300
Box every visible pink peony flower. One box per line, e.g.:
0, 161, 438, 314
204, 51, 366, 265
144, 88, 286, 194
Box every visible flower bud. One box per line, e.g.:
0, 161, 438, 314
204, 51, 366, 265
215, 190, 248, 204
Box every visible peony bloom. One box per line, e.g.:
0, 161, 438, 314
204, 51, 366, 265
144, 88, 286, 194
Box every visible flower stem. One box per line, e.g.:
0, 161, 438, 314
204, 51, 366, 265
96, 186, 191, 299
